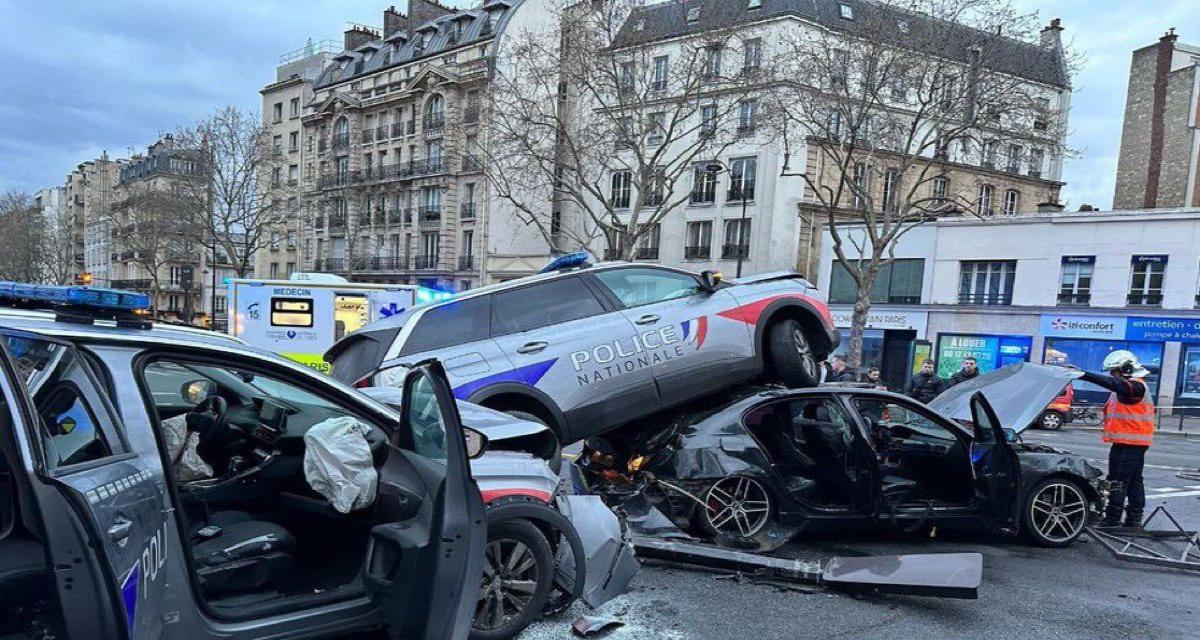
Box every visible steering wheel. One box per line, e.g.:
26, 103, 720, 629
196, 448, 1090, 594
191, 395, 230, 441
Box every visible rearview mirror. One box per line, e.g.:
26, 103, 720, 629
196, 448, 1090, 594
182, 379, 217, 405
700, 270, 723, 291
464, 428, 489, 459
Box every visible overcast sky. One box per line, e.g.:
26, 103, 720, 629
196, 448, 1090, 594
0, 0, 1197, 210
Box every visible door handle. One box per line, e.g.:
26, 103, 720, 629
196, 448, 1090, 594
108, 518, 133, 545
517, 341, 548, 354
634, 314, 660, 325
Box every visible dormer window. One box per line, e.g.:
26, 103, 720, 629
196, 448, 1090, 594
747, 0, 761, 8
839, 3, 854, 19
686, 6, 701, 22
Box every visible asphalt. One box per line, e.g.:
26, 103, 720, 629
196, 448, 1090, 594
523, 427, 1200, 640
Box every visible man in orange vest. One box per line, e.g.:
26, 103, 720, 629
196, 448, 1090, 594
1080, 350, 1155, 528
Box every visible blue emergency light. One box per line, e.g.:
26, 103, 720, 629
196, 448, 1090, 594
0, 281, 151, 313
415, 287, 456, 304
538, 252, 591, 274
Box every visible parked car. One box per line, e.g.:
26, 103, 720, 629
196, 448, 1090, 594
1035, 382, 1074, 430
327, 254, 840, 444
577, 363, 1105, 549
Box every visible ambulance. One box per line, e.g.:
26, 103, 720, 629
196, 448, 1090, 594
228, 274, 452, 372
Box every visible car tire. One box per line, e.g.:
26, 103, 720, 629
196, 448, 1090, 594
504, 410, 562, 474
766, 318, 821, 388
697, 475, 775, 541
470, 519, 555, 640
1037, 410, 1064, 431
1020, 478, 1089, 547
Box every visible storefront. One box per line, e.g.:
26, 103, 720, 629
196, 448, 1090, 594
828, 306, 926, 390
1037, 314, 1177, 404
934, 333, 1033, 379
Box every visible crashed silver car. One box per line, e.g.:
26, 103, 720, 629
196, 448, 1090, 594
577, 363, 1104, 550
361, 387, 638, 640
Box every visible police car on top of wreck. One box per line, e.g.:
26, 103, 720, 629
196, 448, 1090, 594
0, 282, 633, 640
326, 253, 841, 445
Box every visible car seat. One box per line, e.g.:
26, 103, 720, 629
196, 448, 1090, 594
794, 403, 853, 504
190, 511, 297, 596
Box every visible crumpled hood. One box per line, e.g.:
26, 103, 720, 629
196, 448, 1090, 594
928, 363, 1083, 434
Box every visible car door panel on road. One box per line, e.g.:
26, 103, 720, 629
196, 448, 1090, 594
490, 275, 656, 442
590, 267, 755, 407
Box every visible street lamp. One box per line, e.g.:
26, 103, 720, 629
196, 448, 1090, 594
705, 161, 750, 278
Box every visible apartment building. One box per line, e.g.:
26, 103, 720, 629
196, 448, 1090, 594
257, 40, 337, 281
1113, 30, 1200, 209
62, 153, 123, 285
585, 0, 1071, 278
299, 0, 557, 291
817, 208, 1200, 410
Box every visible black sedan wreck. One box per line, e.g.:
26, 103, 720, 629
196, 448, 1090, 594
576, 364, 1104, 551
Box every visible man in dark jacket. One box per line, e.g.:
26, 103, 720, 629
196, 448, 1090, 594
829, 355, 858, 382
907, 359, 945, 404
948, 356, 980, 387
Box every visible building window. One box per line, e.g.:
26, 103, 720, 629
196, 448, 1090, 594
700, 104, 718, 138
829, 259, 924, 304
651, 55, 668, 91
882, 168, 901, 214
635, 223, 661, 260
931, 175, 948, 207
978, 184, 995, 216
289, 97, 300, 118
737, 99, 758, 134
619, 61, 635, 95
981, 139, 998, 168
851, 162, 869, 210
272, 102, 283, 123
702, 46, 722, 81
685, 221, 712, 259
1028, 148, 1045, 178
1129, 255, 1166, 306
959, 260, 1016, 305
610, 171, 631, 208
641, 168, 665, 207
1002, 189, 1020, 215
1058, 256, 1094, 306
742, 38, 762, 72
421, 232, 440, 260
691, 163, 717, 204
722, 219, 751, 259
728, 157, 756, 202
269, 262, 280, 278
839, 3, 854, 19
646, 112, 666, 146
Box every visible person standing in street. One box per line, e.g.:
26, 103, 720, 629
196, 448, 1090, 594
1080, 350, 1155, 528
828, 355, 858, 382
906, 359, 945, 404
948, 356, 980, 387
866, 367, 887, 390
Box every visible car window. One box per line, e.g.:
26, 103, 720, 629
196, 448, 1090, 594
402, 296, 492, 355
491, 277, 606, 335
143, 359, 340, 413
851, 397, 958, 445
594, 268, 702, 307
404, 370, 449, 464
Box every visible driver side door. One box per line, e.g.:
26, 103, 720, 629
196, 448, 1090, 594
969, 392, 1021, 531
365, 360, 486, 640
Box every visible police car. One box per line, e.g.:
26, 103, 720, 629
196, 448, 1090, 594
0, 283, 631, 640
327, 254, 840, 444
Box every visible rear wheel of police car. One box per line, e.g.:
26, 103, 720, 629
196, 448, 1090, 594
699, 475, 774, 540
1020, 478, 1089, 547
1036, 410, 1065, 431
472, 519, 555, 640
766, 318, 821, 388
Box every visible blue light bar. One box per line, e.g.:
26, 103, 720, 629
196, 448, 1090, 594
0, 281, 151, 312
539, 252, 592, 273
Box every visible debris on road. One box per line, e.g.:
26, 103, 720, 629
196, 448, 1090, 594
1087, 505, 1200, 571
571, 616, 625, 637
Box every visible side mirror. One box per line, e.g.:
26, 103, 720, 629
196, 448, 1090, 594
1002, 428, 1018, 443
464, 428, 489, 459
700, 270, 723, 291
236, 371, 256, 383
182, 379, 217, 404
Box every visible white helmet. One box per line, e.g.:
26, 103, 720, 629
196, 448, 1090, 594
1102, 350, 1149, 377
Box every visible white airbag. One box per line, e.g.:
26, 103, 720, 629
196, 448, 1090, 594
303, 417, 379, 513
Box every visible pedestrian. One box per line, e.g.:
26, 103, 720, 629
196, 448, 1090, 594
866, 367, 887, 390
1081, 350, 1155, 528
906, 358, 945, 404
948, 356, 980, 387
828, 355, 857, 382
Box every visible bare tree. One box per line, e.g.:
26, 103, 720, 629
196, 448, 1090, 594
483, 0, 764, 259
767, 0, 1074, 372
40, 199, 76, 285
0, 190, 47, 282
111, 183, 201, 313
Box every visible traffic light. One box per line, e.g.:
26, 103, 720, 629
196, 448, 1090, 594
75, 272, 93, 286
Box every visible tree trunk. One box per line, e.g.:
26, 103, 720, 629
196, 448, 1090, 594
846, 273, 876, 380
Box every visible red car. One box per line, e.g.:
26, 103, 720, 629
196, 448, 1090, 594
1036, 383, 1073, 430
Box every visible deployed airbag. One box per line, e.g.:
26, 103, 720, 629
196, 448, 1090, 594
161, 414, 213, 482
303, 417, 378, 513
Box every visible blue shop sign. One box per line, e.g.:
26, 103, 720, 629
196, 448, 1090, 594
1041, 314, 1200, 342
1125, 317, 1200, 342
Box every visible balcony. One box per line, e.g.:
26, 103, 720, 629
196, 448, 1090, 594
365, 256, 407, 271
736, 123, 757, 137
332, 133, 350, 150
958, 292, 1013, 305
635, 247, 659, 260
1057, 292, 1091, 306
315, 258, 344, 271
414, 255, 439, 270
418, 207, 442, 227
684, 245, 710, 260
111, 279, 152, 291
1127, 293, 1163, 307
458, 255, 474, 271
721, 244, 750, 260
726, 189, 754, 203
460, 203, 476, 219
424, 114, 445, 133
317, 172, 351, 189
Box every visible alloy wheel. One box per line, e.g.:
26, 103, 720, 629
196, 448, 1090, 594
704, 476, 771, 537
474, 538, 541, 631
792, 329, 817, 380
1029, 482, 1087, 543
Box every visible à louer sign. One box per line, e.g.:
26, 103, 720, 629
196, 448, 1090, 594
1040, 314, 1200, 342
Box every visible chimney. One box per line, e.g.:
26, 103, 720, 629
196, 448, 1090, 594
1037, 201, 1065, 213
1039, 18, 1063, 49
409, 0, 454, 30
1161, 27, 1179, 47
344, 25, 379, 51
384, 6, 409, 38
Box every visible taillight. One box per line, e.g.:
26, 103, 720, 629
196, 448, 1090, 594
354, 376, 371, 388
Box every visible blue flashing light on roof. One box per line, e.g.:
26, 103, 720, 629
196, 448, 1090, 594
415, 287, 456, 305
0, 281, 151, 313
539, 252, 592, 274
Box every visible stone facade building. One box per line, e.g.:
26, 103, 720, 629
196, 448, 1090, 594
62, 153, 123, 285
1113, 30, 1200, 210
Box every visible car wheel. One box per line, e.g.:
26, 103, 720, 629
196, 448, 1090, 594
471, 519, 555, 640
699, 475, 773, 539
1020, 478, 1089, 547
503, 410, 562, 474
1037, 410, 1064, 431
766, 319, 821, 388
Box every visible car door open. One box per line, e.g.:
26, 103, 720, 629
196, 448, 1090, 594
969, 392, 1021, 531
364, 359, 485, 640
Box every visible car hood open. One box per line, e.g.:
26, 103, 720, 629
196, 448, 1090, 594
928, 363, 1083, 434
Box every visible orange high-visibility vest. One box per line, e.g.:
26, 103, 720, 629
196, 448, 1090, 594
1102, 378, 1155, 447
